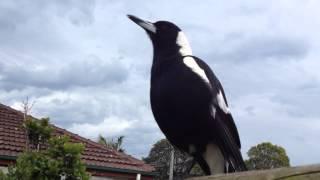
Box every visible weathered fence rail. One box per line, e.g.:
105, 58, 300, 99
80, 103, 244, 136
188, 164, 320, 180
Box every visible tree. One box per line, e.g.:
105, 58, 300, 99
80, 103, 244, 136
0, 171, 7, 180
143, 139, 204, 180
21, 97, 36, 150
98, 135, 125, 152
245, 142, 290, 170
23, 117, 52, 151
1, 117, 90, 180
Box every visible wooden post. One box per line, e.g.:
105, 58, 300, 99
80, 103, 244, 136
136, 173, 141, 180
188, 164, 320, 180
169, 147, 174, 180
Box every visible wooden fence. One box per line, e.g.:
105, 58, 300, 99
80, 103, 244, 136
188, 164, 320, 180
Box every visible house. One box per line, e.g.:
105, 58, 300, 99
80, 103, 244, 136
0, 103, 155, 180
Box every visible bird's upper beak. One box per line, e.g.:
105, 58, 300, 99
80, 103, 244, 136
127, 15, 156, 34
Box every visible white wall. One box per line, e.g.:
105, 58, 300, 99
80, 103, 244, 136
91, 176, 115, 180
1, 166, 121, 180
0, 166, 8, 174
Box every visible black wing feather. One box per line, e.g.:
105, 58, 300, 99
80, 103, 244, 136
189, 56, 241, 148
186, 55, 246, 171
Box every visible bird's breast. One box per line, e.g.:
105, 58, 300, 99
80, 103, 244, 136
150, 62, 213, 119
150, 62, 216, 149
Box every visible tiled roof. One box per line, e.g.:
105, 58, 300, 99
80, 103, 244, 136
0, 103, 154, 174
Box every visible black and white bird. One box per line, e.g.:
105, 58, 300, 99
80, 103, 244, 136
128, 15, 247, 175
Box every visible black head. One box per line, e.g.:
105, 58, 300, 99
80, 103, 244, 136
128, 15, 191, 58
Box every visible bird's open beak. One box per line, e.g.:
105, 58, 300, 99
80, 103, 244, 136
127, 15, 156, 34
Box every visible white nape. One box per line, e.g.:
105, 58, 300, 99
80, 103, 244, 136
183, 56, 210, 83
217, 90, 230, 114
176, 31, 192, 56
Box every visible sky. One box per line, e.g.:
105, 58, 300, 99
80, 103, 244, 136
1, 0, 320, 166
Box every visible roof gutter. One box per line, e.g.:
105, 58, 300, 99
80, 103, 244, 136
0, 155, 156, 176
86, 164, 156, 176
0, 155, 16, 161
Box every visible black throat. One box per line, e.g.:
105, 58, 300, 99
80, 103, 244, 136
152, 43, 182, 65
151, 44, 184, 80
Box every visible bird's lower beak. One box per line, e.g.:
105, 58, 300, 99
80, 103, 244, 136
127, 15, 156, 34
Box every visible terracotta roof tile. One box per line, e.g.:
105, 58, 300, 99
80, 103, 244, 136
0, 103, 154, 173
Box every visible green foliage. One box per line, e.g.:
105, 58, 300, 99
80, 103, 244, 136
8, 151, 60, 179
189, 163, 205, 176
98, 135, 125, 152
143, 139, 204, 180
0, 170, 8, 180
47, 136, 88, 179
245, 142, 290, 170
2, 118, 90, 180
23, 117, 52, 150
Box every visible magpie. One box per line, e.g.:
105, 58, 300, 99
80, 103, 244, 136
128, 15, 247, 175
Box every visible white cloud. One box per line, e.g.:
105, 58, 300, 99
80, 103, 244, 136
232, 93, 320, 165
0, 54, 129, 90
68, 116, 132, 139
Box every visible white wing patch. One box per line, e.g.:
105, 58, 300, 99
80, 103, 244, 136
177, 32, 210, 83
176, 31, 192, 56
203, 143, 225, 174
183, 56, 210, 83
217, 90, 230, 114
211, 106, 217, 118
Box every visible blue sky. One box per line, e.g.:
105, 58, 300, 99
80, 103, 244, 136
1, 0, 320, 165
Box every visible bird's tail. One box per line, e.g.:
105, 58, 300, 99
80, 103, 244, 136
226, 152, 247, 173
215, 108, 247, 173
